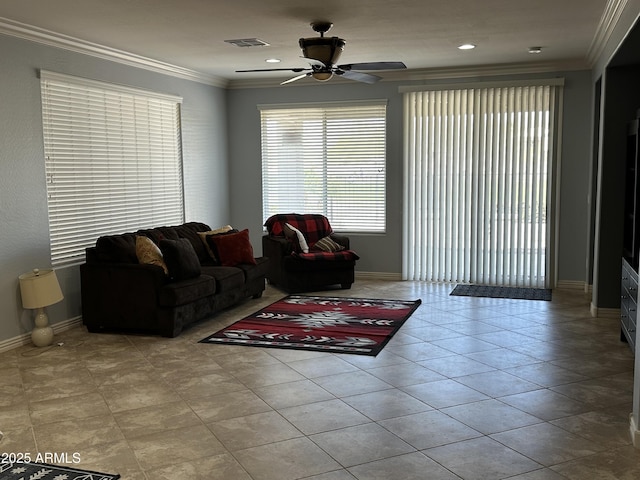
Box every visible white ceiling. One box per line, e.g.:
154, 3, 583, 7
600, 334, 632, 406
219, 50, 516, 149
0, 0, 610, 86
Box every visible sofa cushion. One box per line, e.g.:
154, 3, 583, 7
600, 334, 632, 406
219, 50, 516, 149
159, 238, 201, 281
95, 233, 137, 263
236, 256, 270, 283
200, 265, 245, 292
206, 229, 257, 266
158, 275, 216, 307
135, 235, 168, 274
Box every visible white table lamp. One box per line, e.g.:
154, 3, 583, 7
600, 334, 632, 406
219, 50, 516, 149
19, 268, 64, 347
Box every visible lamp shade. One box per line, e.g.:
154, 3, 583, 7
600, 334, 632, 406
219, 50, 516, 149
19, 268, 64, 309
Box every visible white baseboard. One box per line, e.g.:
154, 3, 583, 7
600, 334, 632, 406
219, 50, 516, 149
0, 316, 82, 353
631, 414, 640, 448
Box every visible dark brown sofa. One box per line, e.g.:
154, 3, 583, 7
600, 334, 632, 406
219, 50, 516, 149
80, 222, 268, 337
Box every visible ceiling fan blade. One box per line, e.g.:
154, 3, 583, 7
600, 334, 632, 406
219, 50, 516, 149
281, 73, 310, 85
338, 61, 407, 71
236, 67, 308, 72
336, 70, 381, 84
301, 57, 326, 69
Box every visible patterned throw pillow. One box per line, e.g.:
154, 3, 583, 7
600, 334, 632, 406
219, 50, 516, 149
283, 222, 310, 253
311, 235, 345, 253
135, 235, 168, 274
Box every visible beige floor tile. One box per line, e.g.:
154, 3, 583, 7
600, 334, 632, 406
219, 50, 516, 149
551, 445, 640, 479
113, 400, 203, 439
187, 388, 272, 423
310, 423, 415, 467
128, 424, 226, 470
99, 381, 181, 413
29, 391, 111, 425
144, 452, 252, 480
441, 398, 543, 434
499, 388, 593, 421
491, 423, 605, 466
342, 388, 432, 420
287, 355, 360, 378
418, 354, 495, 378
312, 370, 393, 396
550, 410, 635, 448
2, 281, 637, 479
402, 379, 490, 408
278, 398, 370, 434
365, 362, 446, 387
0, 426, 36, 454
33, 413, 124, 451
454, 370, 541, 397
379, 410, 482, 449
348, 451, 461, 480
207, 410, 302, 451
253, 378, 335, 409
234, 437, 341, 480
424, 436, 542, 480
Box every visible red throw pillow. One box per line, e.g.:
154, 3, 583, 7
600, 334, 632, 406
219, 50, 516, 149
208, 229, 257, 266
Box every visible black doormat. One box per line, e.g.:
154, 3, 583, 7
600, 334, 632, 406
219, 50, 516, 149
0, 461, 120, 479
450, 284, 552, 301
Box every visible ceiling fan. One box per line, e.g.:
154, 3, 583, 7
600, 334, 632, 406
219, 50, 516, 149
236, 22, 406, 85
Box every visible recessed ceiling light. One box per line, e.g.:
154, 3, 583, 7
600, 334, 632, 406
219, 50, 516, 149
528, 46, 542, 54
265, 58, 281, 63
458, 44, 476, 50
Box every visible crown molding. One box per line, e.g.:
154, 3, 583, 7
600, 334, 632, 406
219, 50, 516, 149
0, 17, 228, 88
586, 0, 628, 66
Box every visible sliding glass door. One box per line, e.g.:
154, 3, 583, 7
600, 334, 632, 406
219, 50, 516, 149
402, 81, 563, 287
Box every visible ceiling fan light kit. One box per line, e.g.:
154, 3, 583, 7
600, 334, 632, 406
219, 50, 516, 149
236, 21, 406, 85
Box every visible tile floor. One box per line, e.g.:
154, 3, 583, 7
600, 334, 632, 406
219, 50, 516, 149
1, 279, 639, 479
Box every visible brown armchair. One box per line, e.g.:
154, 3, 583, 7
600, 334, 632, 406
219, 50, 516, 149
262, 213, 359, 293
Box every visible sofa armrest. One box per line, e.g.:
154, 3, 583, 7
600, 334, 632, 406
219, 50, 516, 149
80, 262, 167, 332
262, 235, 293, 286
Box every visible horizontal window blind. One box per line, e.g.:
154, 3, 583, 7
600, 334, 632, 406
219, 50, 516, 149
403, 84, 561, 287
260, 101, 387, 232
40, 71, 184, 266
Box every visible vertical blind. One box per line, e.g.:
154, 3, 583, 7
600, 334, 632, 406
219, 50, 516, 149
40, 71, 184, 267
260, 101, 387, 232
402, 82, 562, 287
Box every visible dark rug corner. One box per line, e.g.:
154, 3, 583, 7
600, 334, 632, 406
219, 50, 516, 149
0, 462, 120, 479
450, 284, 552, 301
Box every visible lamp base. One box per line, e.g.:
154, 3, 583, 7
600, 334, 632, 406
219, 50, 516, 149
32, 308, 54, 347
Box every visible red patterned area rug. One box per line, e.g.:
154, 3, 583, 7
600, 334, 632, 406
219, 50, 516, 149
199, 295, 422, 356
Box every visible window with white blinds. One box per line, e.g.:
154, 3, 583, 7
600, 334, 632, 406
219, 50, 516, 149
40, 71, 184, 267
402, 81, 563, 287
260, 101, 387, 232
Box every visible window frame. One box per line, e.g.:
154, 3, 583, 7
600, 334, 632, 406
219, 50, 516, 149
259, 100, 388, 234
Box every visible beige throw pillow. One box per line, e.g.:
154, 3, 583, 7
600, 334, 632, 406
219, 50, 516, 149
135, 235, 168, 274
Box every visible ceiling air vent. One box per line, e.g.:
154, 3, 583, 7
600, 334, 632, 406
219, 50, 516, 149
224, 38, 270, 47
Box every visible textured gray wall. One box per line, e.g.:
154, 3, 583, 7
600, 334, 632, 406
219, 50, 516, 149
0, 33, 228, 345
